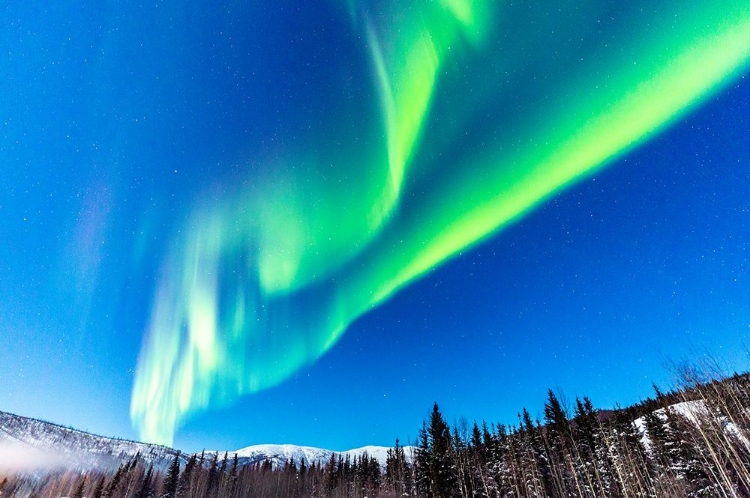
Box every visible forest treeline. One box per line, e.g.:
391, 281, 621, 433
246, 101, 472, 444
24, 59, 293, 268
2, 367, 750, 497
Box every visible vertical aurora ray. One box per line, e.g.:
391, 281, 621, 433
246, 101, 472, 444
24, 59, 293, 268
131, 0, 750, 445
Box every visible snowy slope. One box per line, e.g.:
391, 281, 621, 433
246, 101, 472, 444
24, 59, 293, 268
232, 443, 334, 468
343, 445, 415, 466
0, 411, 180, 472
0, 410, 413, 474
634, 400, 750, 452
230, 443, 415, 469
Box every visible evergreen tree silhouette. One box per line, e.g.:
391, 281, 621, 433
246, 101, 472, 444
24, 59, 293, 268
91, 476, 106, 498
428, 403, 458, 498
415, 422, 432, 498
204, 453, 219, 498
176, 454, 197, 498
162, 453, 181, 498
71, 477, 86, 498
134, 465, 154, 498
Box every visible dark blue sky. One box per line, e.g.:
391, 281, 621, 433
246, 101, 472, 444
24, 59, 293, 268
0, 1, 748, 452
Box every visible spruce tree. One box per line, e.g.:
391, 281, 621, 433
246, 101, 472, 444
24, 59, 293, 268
520, 408, 535, 435
518, 408, 552, 496
470, 422, 484, 461
219, 452, 228, 475
103, 464, 124, 498
227, 453, 239, 498
324, 452, 338, 494
644, 411, 670, 464
428, 403, 458, 498
176, 454, 196, 498
71, 477, 86, 498
663, 408, 712, 493
134, 465, 154, 498
91, 476, 106, 498
162, 453, 181, 498
415, 422, 432, 498
573, 396, 598, 456
217, 452, 229, 495
386, 438, 410, 497
544, 389, 572, 449
205, 453, 219, 498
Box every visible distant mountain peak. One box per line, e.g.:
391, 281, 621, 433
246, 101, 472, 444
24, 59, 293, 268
229, 443, 414, 469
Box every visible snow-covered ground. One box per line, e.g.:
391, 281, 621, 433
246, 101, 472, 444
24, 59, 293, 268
634, 400, 750, 452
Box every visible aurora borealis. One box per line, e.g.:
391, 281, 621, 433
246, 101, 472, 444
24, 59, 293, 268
128, 0, 750, 445
1, 0, 749, 451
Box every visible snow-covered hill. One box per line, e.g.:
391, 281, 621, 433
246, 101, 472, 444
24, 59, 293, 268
230, 443, 414, 469
634, 399, 750, 453
0, 410, 412, 474
0, 411, 181, 473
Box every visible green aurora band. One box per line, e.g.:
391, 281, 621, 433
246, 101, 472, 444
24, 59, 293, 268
131, 0, 750, 445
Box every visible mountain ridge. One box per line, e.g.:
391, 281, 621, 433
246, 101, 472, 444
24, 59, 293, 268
0, 410, 412, 473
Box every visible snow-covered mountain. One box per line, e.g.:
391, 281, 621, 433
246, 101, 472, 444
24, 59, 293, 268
0, 411, 181, 473
0, 410, 412, 474
230, 443, 414, 469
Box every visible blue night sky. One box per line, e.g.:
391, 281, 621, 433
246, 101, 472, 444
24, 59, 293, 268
1, 1, 749, 453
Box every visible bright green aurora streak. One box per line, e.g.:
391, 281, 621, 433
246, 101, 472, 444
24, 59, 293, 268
131, 0, 750, 445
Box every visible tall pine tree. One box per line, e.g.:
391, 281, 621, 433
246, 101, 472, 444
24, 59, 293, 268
428, 403, 458, 498
162, 453, 181, 498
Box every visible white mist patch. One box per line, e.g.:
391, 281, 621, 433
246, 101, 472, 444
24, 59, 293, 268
0, 441, 68, 473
